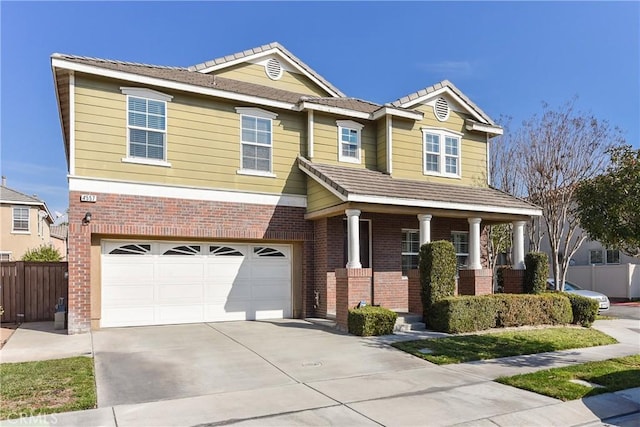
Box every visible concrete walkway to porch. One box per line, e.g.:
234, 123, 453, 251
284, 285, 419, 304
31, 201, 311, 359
0, 318, 638, 426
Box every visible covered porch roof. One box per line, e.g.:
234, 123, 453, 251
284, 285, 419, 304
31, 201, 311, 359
297, 156, 541, 221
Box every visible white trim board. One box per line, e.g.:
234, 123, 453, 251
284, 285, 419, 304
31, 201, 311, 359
68, 176, 307, 208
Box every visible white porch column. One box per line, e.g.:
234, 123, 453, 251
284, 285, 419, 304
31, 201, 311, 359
468, 217, 482, 270
418, 214, 432, 246
345, 209, 362, 268
512, 220, 527, 270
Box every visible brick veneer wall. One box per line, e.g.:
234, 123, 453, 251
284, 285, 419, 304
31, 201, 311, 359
458, 269, 493, 295
68, 191, 313, 334
335, 268, 372, 331
503, 268, 525, 294
407, 269, 422, 316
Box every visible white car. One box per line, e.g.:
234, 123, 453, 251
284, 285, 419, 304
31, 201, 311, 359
547, 279, 610, 311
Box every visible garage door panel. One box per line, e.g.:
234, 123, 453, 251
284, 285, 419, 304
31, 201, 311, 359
102, 241, 291, 327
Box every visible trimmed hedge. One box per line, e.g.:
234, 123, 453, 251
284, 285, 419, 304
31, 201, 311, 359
524, 252, 549, 294
420, 241, 457, 316
348, 306, 398, 336
427, 294, 573, 333
565, 293, 599, 327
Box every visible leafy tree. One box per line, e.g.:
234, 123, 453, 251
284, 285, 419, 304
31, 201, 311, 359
21, 245, 62, 262
576, 145, 640, 257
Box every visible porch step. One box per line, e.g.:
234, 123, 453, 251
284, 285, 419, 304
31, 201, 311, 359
394, 313, 426, 332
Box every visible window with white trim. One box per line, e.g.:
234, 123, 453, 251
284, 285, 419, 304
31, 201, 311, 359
422, 128, 461, 178
606, 249, 620, 264
0, 252, 12, 262
236, 107, 277, 176
121, 88, 172, 165
589, 249, 603, 264
12, 206, 29, 233
451, 231, 469, 268
402, 230, 420, 276
337, 120, 363, 163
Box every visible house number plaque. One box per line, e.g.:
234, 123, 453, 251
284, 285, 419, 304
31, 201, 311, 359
80, 194, 97, 203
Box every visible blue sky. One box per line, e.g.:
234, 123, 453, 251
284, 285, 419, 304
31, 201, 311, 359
1, 1, 638, 217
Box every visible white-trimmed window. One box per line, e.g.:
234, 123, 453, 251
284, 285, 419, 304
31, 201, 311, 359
337, 120, 363, 163
0, 252, 11, 262
589, 249, 603, 264
451, 231, 469, 268
121, 87, 173, 166
236, 107, 277, 176
401, 230, 420, 276
422, 127, 462, 178
12, 206, 29, 233
606, 249, 620, 264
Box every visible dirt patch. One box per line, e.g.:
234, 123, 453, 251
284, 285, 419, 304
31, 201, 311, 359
0, 324, 18, 349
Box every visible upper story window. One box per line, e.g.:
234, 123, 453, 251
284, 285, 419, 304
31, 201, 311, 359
606, 249, 620, 264
589, 249, 603, 264
337, 120, 364, 164
236, 107, 278, 177
121, 87, 173, 167
12, 206, 29, 233
422, 127, 462, 178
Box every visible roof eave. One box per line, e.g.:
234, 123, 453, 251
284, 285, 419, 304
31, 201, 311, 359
465, 120, 503, 136
371, 106, 423, 121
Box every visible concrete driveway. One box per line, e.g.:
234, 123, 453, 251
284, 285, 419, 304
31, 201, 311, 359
92, 320, 428, 407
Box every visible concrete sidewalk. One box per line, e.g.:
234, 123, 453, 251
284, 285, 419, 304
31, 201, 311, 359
0, 318, 638, 427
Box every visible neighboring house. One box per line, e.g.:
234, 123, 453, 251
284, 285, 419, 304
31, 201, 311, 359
539, 223, 640, 299
51, 42, 541, 334
0, 177, 56, 261
50, 224, 69, 260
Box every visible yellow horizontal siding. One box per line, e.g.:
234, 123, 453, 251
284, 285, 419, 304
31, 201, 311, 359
214, 63, 330, 97
391, 106, 488, 186
306, 178, 343, 212
73, 75, 307, 196
312, 113, 378, 169
377, 118, 387, 173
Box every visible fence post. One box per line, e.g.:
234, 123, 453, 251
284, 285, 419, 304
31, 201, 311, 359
16, 261, 25, 324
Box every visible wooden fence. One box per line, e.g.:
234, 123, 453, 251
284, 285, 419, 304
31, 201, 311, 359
0, 262, 68, 323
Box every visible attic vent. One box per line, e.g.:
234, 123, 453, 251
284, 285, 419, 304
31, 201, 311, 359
265, 58, 283, 80
434, 97, 450, 121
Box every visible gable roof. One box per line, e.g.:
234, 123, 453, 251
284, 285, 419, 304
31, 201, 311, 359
392, 80, 497, 126
297, 157, 540, 217
188, 42, 345, 98
0, 184, 53, 221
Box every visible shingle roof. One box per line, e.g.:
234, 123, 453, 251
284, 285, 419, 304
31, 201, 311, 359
0, 185, 45, 204
187, 42, 346, 97
297, 157, 539, 214
300, 96, 382, 114
391, 80, 496, 126
50, 224, 68, 240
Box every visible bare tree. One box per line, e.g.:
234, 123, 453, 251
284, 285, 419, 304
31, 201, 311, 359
515, 98, 624, 290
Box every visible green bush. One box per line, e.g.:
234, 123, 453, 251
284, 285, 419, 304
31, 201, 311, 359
427, 294, 572, 333
348, 306, 398, 336
496, 266, 511, 293
21, 245, 62, 262
565, 293, 599, 327
524, 252, 549, 294
420, 241, 456, 319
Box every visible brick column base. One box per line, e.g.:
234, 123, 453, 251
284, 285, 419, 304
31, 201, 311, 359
407, 269, 422, 317
335, 268, 372, 332
503, 269, 525, 294
458, 269, 493, 295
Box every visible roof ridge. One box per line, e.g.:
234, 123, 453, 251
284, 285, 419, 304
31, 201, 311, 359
0, 184, 44, 203
51, 53, 187, 70
186, 42, 346, 97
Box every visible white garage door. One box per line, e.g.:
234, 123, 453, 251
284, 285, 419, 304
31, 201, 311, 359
101, 241, 292, 328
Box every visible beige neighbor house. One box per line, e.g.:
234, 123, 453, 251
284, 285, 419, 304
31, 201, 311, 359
51, 42, 541, 334
0, 178, 63, 261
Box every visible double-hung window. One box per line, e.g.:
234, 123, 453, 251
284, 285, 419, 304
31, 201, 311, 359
236, 107, 277, 176
12, 206, 29, 233
121, 87, 172, 166
401, 230, 420, 276
422, 128, 462, 178
337, 120, 363, 163
451, 231, 469, 268
606, 249, 620, 264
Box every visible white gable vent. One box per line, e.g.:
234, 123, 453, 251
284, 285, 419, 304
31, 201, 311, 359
265, 58, 283, 80
434, 97, 450, 121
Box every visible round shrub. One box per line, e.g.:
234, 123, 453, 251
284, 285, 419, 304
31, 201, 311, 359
348, 306, 398, 336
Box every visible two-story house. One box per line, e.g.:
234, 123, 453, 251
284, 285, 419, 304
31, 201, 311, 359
51, 43, 541, 334
0, 177, 60, 261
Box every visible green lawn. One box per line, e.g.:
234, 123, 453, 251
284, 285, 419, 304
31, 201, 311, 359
497, 354, 640, 401
0, 356, 96, 420
392, 327, 617, 365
